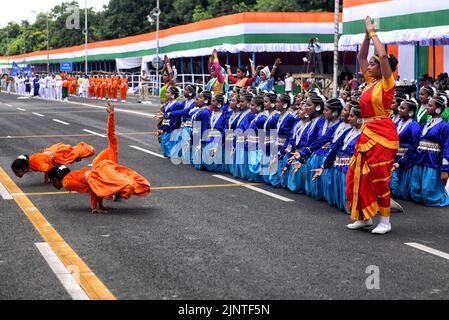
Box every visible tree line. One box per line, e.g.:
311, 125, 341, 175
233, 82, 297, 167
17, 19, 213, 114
0, 0, 339, 56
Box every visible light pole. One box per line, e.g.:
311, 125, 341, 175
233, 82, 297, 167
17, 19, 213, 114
332, 0, 340, 97
84, 0, 88, 74
154, 0, 161, 94
32, 10, 50, 73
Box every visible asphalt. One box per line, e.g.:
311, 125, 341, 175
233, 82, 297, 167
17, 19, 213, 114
0, 92, 448, 300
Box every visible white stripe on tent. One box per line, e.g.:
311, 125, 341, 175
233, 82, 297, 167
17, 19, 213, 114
343, 0, 449, 23
398, 45, 415, 82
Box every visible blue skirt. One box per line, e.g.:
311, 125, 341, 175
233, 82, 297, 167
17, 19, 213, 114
223, 143, 235, 175
235, 148, 250, 180
160, 131, 173, 158
192, 144, 204, 171
410, 165, 449, 207
203, 141, 224, 173
260, 153, 276, 185
322, 168, 334, 207
390, 167, 413, 200
305, 154, 327, 199
333, 168, 349, 214
181, 127, 193, 165
287, 160, 307, 194
270, 154, 289, 188
169, 129, 183, 161
248, 148, 263, 183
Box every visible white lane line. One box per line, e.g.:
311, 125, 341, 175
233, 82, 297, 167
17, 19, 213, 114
34, 243, 90, 300
130, 145, 165, 159
213, 175, 295, 202
32, 112, 45, 117
405, 242, 449, 261
0, 182, 13, 200
16, 108, 26, 111
5, 104, 13, 107
52, 119, 70, 126
68, 101, 157, 118
82, 129, 106, 138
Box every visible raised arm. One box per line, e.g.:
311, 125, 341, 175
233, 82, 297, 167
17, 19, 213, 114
270, 58, 282, 79
366, 16, 392, 80
163, 55, 174, 81
358, 34, 370, 75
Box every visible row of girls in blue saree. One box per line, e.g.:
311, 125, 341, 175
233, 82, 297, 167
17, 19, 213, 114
156, 84, 449, 211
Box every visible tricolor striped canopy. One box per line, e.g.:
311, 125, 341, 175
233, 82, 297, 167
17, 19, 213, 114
339, 0, 449, 48
0, 12, 341, 69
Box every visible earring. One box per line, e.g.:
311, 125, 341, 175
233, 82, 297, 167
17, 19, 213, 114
357, 118, 363, 125
436, 108, 441, 114
316, 106, 321, 112
332, 111, 338, 118
409, 111, 413, 117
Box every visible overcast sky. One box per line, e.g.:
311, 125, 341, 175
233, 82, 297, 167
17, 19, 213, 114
0, 0, 110, 27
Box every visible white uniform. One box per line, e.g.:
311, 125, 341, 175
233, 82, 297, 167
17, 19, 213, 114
55, 77, 63, 101
39, 77, 46, 97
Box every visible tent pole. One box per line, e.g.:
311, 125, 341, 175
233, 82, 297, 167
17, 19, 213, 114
355, 45, 359, 90
332, 0, 340, 97
432, 39, 436, 80
415, 42, 420, 94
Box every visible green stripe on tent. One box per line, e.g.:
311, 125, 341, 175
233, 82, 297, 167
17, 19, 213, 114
20, 33, 335, 64
418, 45, 429, 77
343, 9, 449, 35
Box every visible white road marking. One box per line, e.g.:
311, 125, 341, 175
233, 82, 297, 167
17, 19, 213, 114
52, 119, 70, 126
405, 242, 449, 261
68, 101, 156, 118
130, 145, 165, 159
82, 129, 106, 138
213, 175, 295, 202
5, 104, 13, 107
34, 243, 90, 300
16, 108, 26, 111
32, 112, 45, 117
0, 182, 13, 200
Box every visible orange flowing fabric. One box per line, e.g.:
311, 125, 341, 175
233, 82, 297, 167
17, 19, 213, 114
44, 142, 95, 165
346, 73, 399, 221
88, 160, 151, 200
29, 153, 53, 173
62, 111, 151, 209
92, 112, 118, 167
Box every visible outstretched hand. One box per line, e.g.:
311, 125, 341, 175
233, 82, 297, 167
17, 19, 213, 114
365, 16, 377, 34
274, 58, 282, 66
106, 102, 114, 113
164, 55, 170, 64
391, 163, 400, 173
311, 168, 324, 181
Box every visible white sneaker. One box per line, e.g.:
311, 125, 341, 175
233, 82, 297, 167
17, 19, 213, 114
122, 100, 126, 103
371, 223, 391, 235
346, 219, 373, 230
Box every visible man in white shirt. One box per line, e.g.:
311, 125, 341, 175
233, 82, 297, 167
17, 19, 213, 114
284, 73, 294, 95
55, 75, 63, 101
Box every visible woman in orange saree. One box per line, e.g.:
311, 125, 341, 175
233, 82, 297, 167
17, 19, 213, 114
48, 104, 151, 214
345, 16, 399, 235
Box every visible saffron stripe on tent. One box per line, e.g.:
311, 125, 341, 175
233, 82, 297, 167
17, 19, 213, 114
343, 0, 391, 9
387, 45, 399, 80
428, 45, 444, 79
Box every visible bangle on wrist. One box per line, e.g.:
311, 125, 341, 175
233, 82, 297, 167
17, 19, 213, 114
369, 31, 377, 39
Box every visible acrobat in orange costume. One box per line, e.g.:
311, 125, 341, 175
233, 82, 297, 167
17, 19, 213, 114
60, 108, 151, 211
